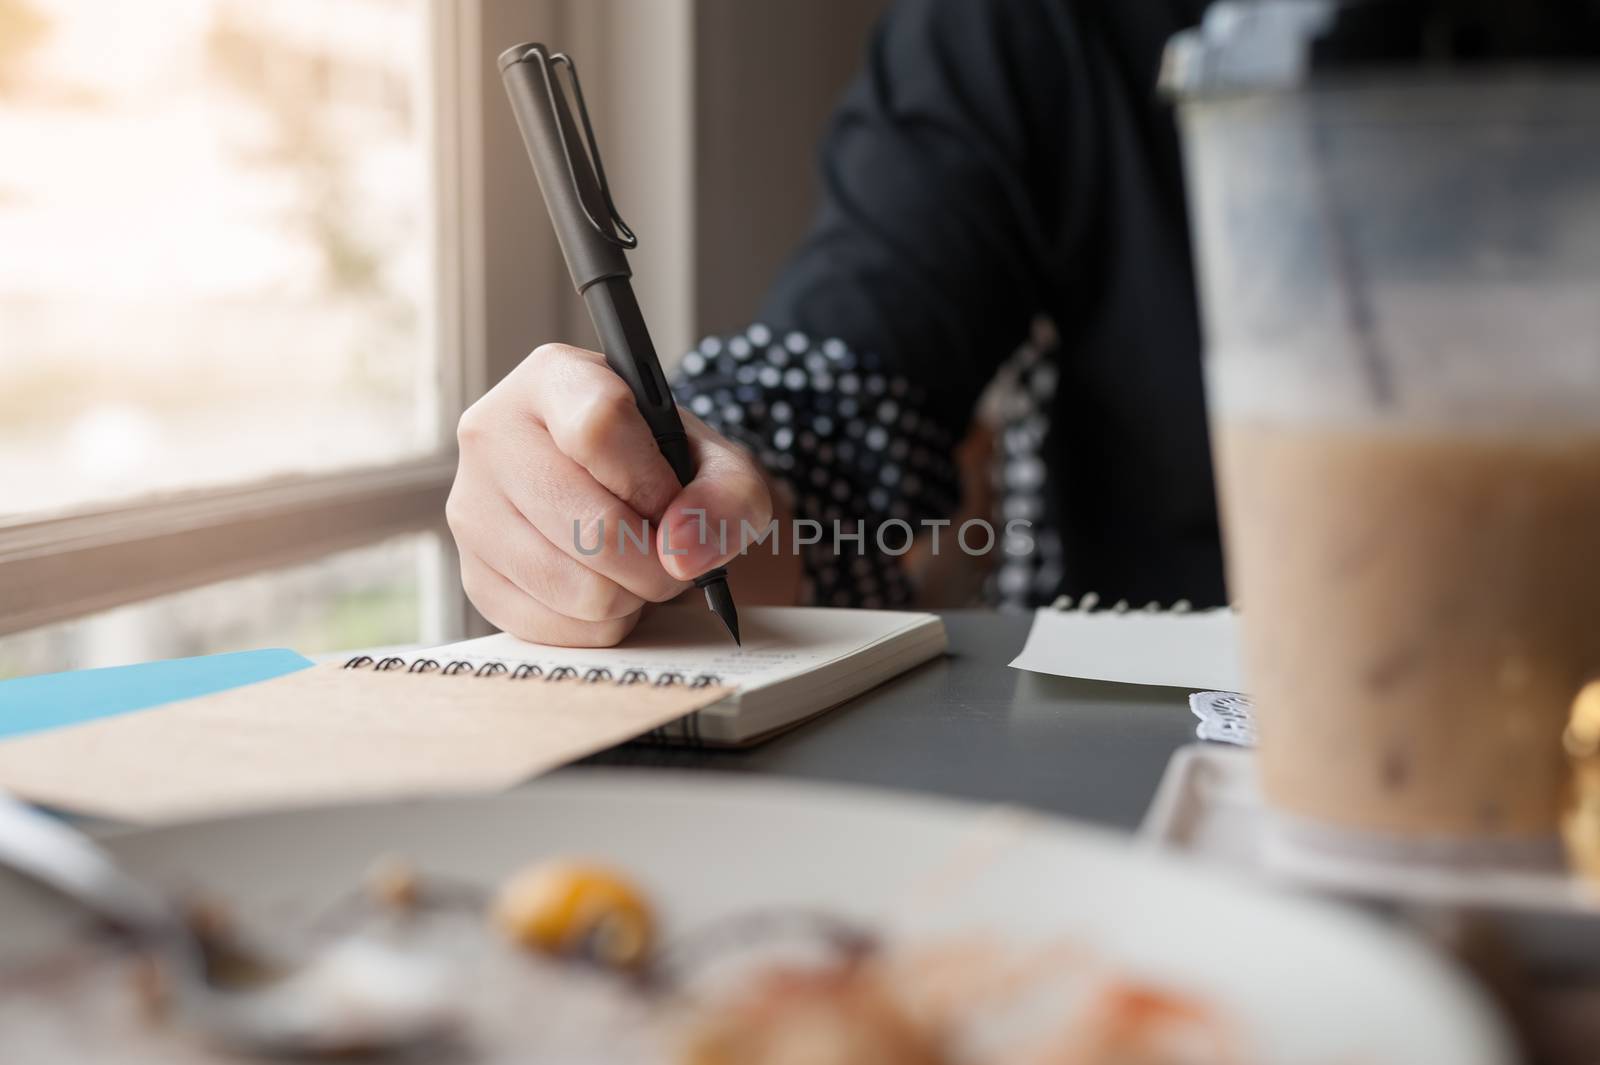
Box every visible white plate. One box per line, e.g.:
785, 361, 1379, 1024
0, 771, 1516, 1063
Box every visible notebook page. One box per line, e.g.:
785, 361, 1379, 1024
425, 606, 934, 691
1008, 607, 1244, 692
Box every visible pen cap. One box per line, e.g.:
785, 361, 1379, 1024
501, 43, 631, 293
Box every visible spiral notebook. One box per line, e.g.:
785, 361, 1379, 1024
0, 607, 945, 822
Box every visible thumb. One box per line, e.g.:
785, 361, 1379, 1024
657, 416, 773, 581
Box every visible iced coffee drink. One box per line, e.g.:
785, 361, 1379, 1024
1217, 421, 1600, 840
1163, 6, 1600, 851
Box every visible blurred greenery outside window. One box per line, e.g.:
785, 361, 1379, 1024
0, 0, 459, 672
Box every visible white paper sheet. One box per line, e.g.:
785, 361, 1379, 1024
1008, 607, 1245, 692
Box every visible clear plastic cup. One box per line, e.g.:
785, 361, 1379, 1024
1176, 72, 1600, 852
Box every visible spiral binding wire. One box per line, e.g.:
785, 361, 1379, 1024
1048, 593, 1195, 614
341, 654, 723, 688
1047, 595, 1240, 615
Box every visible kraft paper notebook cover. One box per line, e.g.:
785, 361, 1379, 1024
0, 607, 945, 822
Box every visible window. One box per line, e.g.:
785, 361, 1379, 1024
0, 0, 477, 670
0, 0, 442, 515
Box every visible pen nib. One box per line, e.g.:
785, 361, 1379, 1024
699, 575, 741, 646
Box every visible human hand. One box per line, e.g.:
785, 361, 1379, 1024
447, 344, 773, 646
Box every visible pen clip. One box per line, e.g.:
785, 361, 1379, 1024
537, 51, 638, 250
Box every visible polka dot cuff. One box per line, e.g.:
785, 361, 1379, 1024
672, 325, 962, 608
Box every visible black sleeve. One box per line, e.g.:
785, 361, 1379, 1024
675, 0, 1077, 607
757, 0, 1075, 433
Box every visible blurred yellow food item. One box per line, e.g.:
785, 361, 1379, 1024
1562, 681, 1600, 882
491, 859, 654, 969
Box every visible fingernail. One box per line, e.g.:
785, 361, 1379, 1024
664, 512, 723, 576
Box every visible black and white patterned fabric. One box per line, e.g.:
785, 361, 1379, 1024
986, 340, 1065, 612
672, 324, 963, 608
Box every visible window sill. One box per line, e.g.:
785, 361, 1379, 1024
0, 459, 457, 638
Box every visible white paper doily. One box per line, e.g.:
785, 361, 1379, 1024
1190, 690, 1256, 747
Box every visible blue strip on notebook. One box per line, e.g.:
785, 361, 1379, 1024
0, 649, 315, 739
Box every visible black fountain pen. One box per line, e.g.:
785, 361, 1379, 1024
500, 43, 740, 645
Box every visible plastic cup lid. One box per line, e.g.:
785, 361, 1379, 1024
1161, 0, 1600, 97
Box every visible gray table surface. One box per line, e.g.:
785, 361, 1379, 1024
579, 609, 1197, 832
